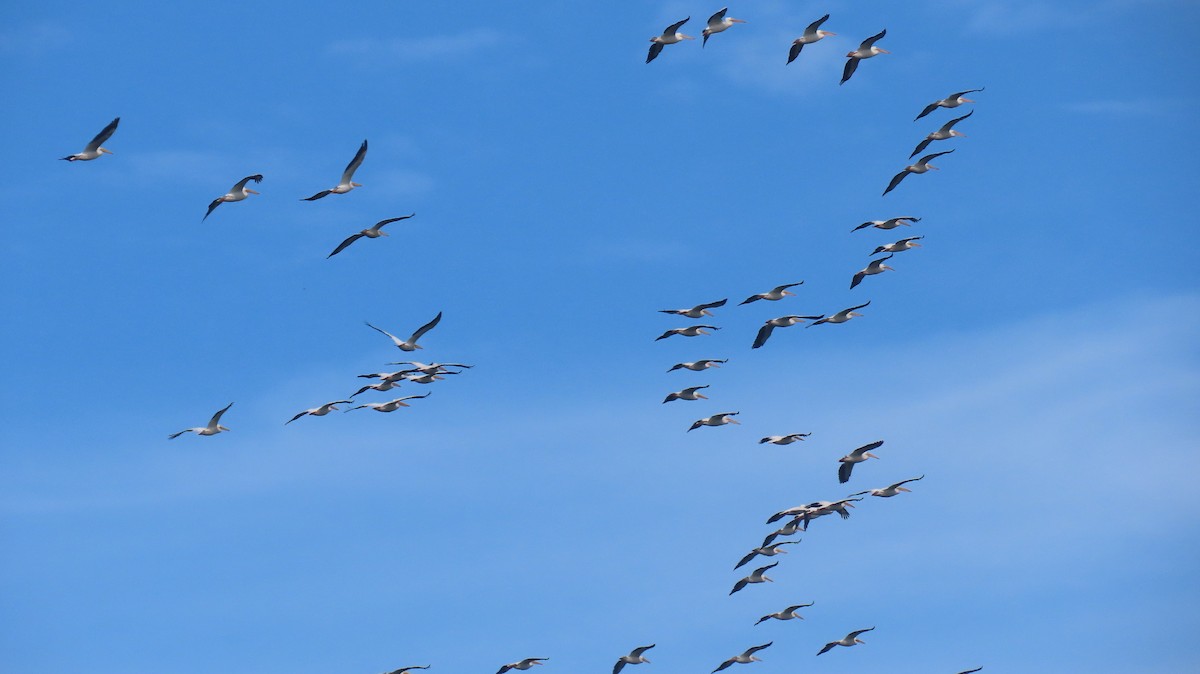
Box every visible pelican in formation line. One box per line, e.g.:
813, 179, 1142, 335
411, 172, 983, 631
204, 174, 262, 221
303, 139, 367, 200
168, 402, 233, 439
61, 117, 119, 161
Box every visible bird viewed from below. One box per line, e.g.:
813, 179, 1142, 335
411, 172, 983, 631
303, 139, 367, 200
328, 214, 416, 258
850, 475, 925, 497
659, 298, 728, 318
915, 88, 984, 120
755, 602, 814, 625
740, 282, 803, 304
656, 325, 719, 341
817, 627, 874, 655
167, 402, 233, 440
612, 644, 654, 674
203, 174, 262, 221
348, 393, 431, 413
61, 117, 119, 161
788, 14, 835, 64
383, 666, 431, 674
712, 643, 772, 672
758, 433, 810, 445
496, 659, 548, 674
808, 301, 870, 326
850, 254, 895, 289
663, 385, 710, 403
365, 312, 442, 351
911, 110, 973, 158
871, 236, 923, 255
853, 216, 920, 232
667, 359, 727, 372
285, 400, 353, 424
841, 29, 888, 84
702, 7, 746, 47
647, 17, 694, 63
752, 315, 824, 349
734, 541, 798, 569
688, 411, 740, 431
883, 149, 955, 196
730, 562, 777, 595
838, 440, 885, 483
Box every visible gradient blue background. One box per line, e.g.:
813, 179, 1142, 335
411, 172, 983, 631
2, 1, 1198, 672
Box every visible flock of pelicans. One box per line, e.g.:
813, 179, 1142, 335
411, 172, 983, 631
58, 5, 987, 673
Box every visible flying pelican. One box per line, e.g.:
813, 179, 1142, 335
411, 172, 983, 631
204, 174, 262, 221
808, 301, 869, 327
688, 411, 739, 432
613, 645, 655, 674
328, 214, 416, 258
712, 643, 772, 672
740, 282, 802, 305
730, 562, 777, 595
168, 402, 233, 439
911, 110, 973, 158
286, 400, 354, 424
841, 30, 888, 84
734, 541, 798, 569
799, 498, 860, 527
851, 475, 924, 497
648, 18, 694, 63
755, 602, 814, 625
817, 627, 874, 655
61, 117, 119, 161
659, 298, 727, 319
387, 361, 473, 375
788, 14, 835, 64
350, 379, 404, 398
850, 254, 895, 289
702, 7, 746, 47
838, 440, 884, 483
403, 371, 458, 384
761, 517, 804, 546
759, 433, 810, 445
656, 325, 719, 341
496, 659, 548, 674
752, 315, 823, 349
365, 312, 442, 351
852, 216, 920, 232
348, 393, 430, 413
663, 385, 710, 403
956, 669, 983, 674
383, 666, 430, 674
915, 88, 984, 121
667, 359, 727, 372
871, 236, 923, 255
883, 149, 955, 196
303, 139, 367, 200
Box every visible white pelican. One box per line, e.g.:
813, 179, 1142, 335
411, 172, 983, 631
755, 602, 814, 625
807, 301, 869, 327
871, 236, 923, 255
752, 315, 823, 349
648, 18, 694, 63
168, 402, 233, 439
688, 411, 739, 432
61, 117, 119, 161
303, 139, 367, 200
286, 400, 354, 424
667, 359, 726, 372
956, 669, 983, 674
366, 312, 442, 351
204, 174, 262, 221
734, 541, 798, 569
740, 282, 802, 305
348, 393, 430, 413
761, 517, 803, 546
659, 298, 727, 319
351, 379, 404, 398
915, 88, 984, 121
911, 110, 973, 158
656, 325, 719, 341
850, 254, 895, 290
850, 475, 924, 497
730, 562, 777, 595
358, 369, 413, 384
712, 643, 771, 672
663, 385, 710, 403
883, 149, 955, 196
702, 8, 746, 47
788, 14, 835, 64
403, 371, 458, 384
386, 361, 473, 375
800, 498, 860, 527
838, 440, 884, 483
841, 30, 888, 85
328, 214, 416, 258
759, 433, 810, 445
613, 645, 654, 674
817, 627, 874, 655
496, 659, 548, 674
852, 216, 920, 232
383, 666, 430, 674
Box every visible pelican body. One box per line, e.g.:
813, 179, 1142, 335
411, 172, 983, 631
365, 312, 442, 352
730, 562, 777, 595
204, 174, 262, 221
712, 643, 771, 672
740, 282, 802, 305
702, 8, 746, 47
759, 433, 810, 445
915, 88, 984, 121
853, 216, 920, 232
788, 14, 835, 64
871, 236, 923, 255
838, 440, 884, 483
735, 541, 798, 569
328, 214, 416, 258
850, 255, 895, 289
349, 393, 431, 413
61, 117, 119, 161
286, 400, 353, 424
883, 150, 955, 196
656, 325, 719, 341
168, 402, 233, 439
755, 602, 813, 625
752, 315, 823, 349
663, 385, 710, 403
841, 30, 888, 84
851, 475, 924, 497
817, 627, 874, 655
648, 18, 694, 63
668, 359, 726, 372
688, 411, 740, 432
303, 139, 367, 200
911, 110, 973, 157
613, 645, 654, 674
808, 301, 869, 327
496, 659, 547, 674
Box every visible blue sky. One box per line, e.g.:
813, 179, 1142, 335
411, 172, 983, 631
2, 1, 1198, 672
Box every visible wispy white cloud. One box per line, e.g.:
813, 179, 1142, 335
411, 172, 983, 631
326, 29, 503, 63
